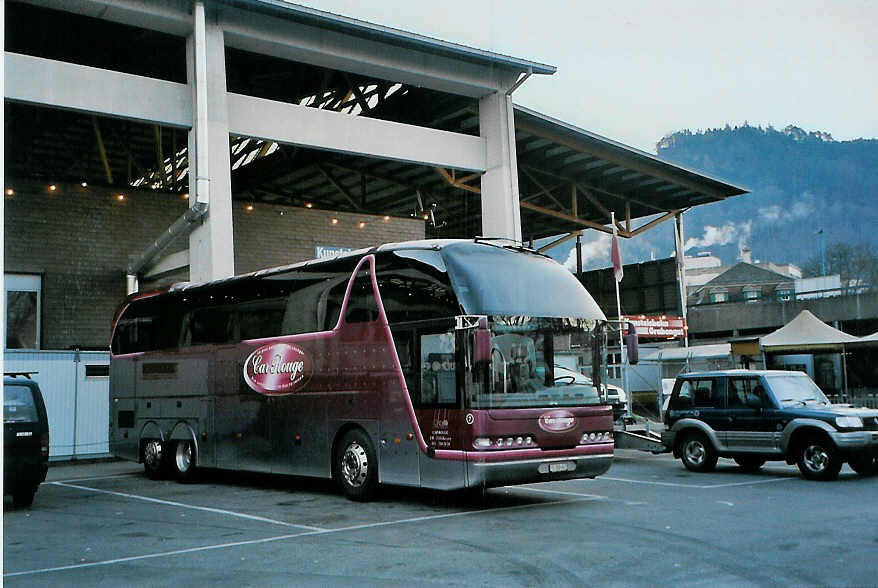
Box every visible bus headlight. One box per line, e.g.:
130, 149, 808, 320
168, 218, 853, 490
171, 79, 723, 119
473, 437, 492, 449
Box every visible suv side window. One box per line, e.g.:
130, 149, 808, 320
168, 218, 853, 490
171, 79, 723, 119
728, 377, 764, 408
673, 379, 720, 409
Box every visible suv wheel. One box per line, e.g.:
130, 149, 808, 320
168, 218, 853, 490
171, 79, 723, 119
734, 456, 766, 472
678, 431, 718, 472
796, 436, 842, 481
848, 453, 877, 477
12, 486, 36, 508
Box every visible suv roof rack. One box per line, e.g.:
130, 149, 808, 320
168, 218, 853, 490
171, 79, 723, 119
4, 371, 38, 379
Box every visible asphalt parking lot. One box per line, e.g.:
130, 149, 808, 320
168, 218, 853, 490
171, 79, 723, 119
4, 451, 877, 587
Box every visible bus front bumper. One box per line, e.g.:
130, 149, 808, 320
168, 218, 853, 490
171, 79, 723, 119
465, 452, 614, 488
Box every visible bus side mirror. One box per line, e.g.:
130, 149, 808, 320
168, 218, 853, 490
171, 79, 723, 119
475, 328, 492, 364
624, 322, 639, 365
474, 318, 492, 364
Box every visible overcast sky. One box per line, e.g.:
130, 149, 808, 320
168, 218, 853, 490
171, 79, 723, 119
293, 0, 877, 153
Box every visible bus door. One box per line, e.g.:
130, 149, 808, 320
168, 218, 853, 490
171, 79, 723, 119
391, 320, 466, 488
381, 327, 421, 486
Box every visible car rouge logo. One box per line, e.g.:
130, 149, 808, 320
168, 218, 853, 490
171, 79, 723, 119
243, 343, 312, 395
538, 410, 576, 432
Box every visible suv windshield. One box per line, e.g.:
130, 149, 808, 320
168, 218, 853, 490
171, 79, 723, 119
467, 317, 603, 409
4, 384, 39, 423
764, 373, 830, 406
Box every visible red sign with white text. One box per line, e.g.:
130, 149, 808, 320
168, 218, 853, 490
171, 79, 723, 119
243, 343, 312, 395
623, 315, 687, 339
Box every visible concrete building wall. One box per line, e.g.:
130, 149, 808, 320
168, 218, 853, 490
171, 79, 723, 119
688, 291, 878, 337
4, 182, 190, 349
233, 203, 423, 274
4, 181, 424, 350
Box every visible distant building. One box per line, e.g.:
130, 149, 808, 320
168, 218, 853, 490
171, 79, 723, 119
796, 275, 842, 300
684, 252, 724, 288
689, 262, 795, 305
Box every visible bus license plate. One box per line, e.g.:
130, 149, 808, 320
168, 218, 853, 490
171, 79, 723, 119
539, 461, 574, 474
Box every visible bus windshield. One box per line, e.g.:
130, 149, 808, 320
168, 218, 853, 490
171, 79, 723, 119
466, 317, 603, 409
441, 242, 605, 320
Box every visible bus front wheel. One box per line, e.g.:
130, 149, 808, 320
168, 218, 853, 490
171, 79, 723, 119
334, 429, 378, 501
172, 440, 199, 483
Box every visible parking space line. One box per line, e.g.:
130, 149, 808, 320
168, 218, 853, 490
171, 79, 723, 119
50, 482, 327, 532
601, 476, 795, 489
3, 532, 312, 578
6, 493, 589, 578
514, 486, 608, 500
51, 473, 141, 484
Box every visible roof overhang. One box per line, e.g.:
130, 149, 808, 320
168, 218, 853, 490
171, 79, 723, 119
215, 0, 556, 76
513, 106, 749, 240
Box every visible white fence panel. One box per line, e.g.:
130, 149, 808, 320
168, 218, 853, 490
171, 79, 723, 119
5, 350, 110, 459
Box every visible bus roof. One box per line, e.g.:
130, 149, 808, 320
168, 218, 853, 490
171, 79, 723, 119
150, 238, 543, 298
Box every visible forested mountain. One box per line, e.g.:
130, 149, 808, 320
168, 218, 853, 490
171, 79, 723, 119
655, 124, 878, 271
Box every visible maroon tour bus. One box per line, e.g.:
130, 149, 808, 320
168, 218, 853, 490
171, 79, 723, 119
109, 239, 614, 500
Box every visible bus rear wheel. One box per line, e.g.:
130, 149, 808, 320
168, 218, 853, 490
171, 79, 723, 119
172, 440, 199, 483
334, 430, 378, 501
143, 440, 168, 480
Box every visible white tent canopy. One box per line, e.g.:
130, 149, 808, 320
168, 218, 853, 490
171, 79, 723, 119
760, 310, 859, 352
849, 330, 878, 347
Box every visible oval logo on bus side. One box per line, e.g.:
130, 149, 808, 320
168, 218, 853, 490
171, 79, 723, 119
538, 410, 576, 432
243, 343, 312, 395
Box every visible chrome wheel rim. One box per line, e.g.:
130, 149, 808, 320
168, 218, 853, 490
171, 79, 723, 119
684, 440, 706, 466
144, 441, 162, 469
176, 442, 192, 473
341, 442, 368, 488
803, 444, 829, 473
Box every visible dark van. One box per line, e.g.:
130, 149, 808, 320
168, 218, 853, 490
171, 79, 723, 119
4, 374, 50, 507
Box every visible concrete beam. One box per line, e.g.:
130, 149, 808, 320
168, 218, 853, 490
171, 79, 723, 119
479, 91, 522, 240
219, 5, 518, 98
227, 92, 486, 172
13, 0, 192, 36
5, 52, 192, 127
143, 249, 189, 280
187, 7, 235, 282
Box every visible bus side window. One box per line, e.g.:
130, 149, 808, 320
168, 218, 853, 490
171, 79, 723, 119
187, 308, 235, 346
282, 280, 327, 335
239, 303, 284, 340
342, 271, 379, 324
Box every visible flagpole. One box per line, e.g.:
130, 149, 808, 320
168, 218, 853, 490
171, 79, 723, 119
611, 212, 629, 419
675, 213, 689, 349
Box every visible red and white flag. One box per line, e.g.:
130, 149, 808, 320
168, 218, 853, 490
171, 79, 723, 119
611, 227, 623, 283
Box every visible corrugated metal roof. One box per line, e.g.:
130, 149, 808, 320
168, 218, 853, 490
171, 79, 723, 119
214, 0, 556, 75
514, 105, 749, 198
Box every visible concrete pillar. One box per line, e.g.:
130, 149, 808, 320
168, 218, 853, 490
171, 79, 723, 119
479, 91, 522, 241
187, 6, 235, 283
